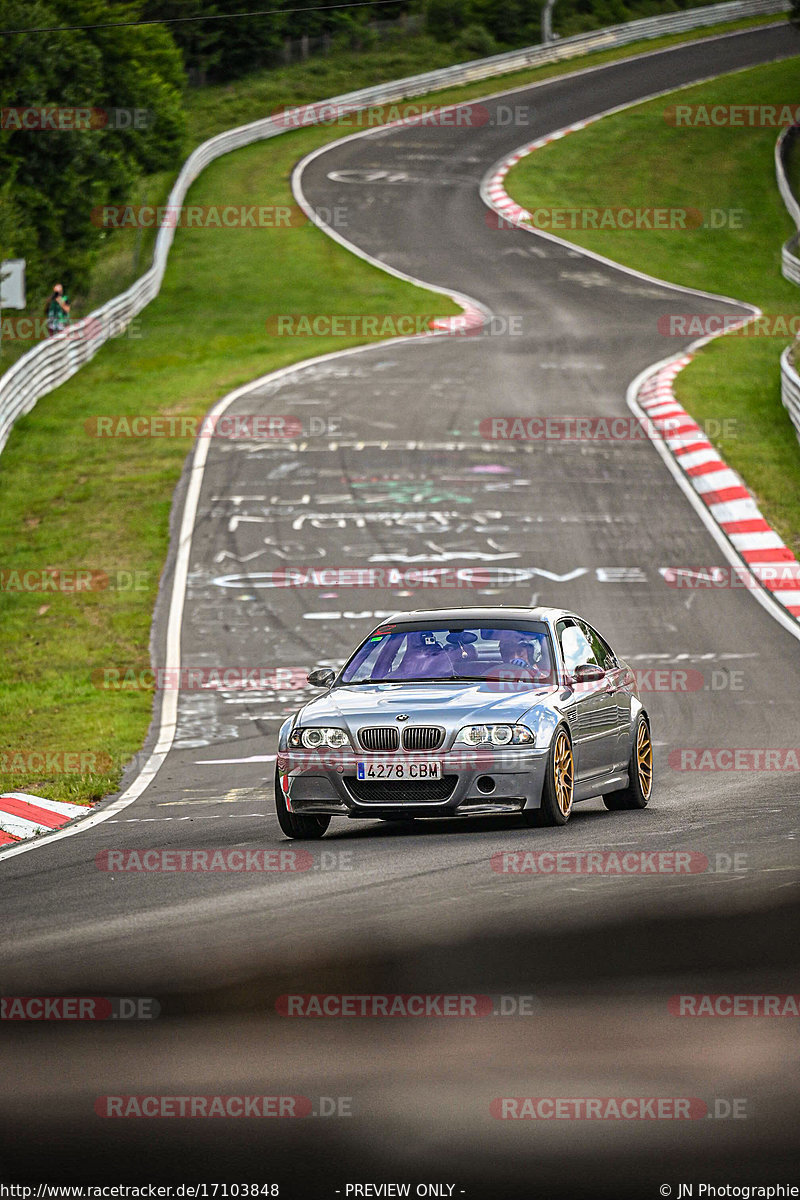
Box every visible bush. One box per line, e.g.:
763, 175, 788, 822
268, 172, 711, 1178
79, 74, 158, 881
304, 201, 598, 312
453, 22, 500, 57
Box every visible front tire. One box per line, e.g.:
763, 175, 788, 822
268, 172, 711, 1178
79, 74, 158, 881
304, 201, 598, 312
603, 715, 653, 811
274, 766, 330, 839
523, 725, 574, 827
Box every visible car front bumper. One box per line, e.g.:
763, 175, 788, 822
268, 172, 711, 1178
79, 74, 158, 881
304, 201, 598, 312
276, 747, 550, 818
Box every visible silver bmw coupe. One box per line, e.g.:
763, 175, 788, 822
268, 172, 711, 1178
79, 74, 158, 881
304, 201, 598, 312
275, 607, 653, 839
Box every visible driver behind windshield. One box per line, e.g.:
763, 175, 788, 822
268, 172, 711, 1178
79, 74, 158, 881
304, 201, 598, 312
496, 630, 551, 680
497, 630, 541, 665
497, 631, 528, 666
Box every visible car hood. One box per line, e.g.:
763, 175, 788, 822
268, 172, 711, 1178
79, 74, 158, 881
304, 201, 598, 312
298, 681, 557, 732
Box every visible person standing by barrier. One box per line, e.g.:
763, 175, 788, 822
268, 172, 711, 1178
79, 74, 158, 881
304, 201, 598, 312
45, 283, 70, 336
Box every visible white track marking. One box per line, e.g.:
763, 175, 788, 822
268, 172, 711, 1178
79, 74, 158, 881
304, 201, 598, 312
195, 755, 278, 765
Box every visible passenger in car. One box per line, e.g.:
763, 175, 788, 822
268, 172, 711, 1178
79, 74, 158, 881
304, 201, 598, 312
398, 632, 449, 677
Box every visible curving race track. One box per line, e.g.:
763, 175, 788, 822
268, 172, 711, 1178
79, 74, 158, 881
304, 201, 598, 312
1, 23, 799, 1196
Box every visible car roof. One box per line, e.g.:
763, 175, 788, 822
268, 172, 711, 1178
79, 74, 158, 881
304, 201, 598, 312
378, 606, 576, 625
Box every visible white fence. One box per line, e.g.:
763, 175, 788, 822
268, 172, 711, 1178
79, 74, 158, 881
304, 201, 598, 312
776, 126, 800, 444
0, 0, 789, 457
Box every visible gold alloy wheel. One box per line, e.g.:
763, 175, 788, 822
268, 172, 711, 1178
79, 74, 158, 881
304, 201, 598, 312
636, 720, 653, 800
553, 729, 574, 815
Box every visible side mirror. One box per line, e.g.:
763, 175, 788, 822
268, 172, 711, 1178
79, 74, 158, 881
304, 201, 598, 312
573, 663, 605, 683
307, 667, 335, 688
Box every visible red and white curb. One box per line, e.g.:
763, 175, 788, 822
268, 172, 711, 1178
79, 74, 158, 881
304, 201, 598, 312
429, 308, 486, 334
484, 120, 598, 228
481, 123, 800, 630
0, 793, 90, 846
636, 360, 800, 620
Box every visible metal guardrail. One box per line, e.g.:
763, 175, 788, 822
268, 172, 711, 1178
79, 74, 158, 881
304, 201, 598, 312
0, 0, 789, 457
776, 127, 800, 285
776, 126, 800, 444
783, 231, 800, 285
781, 346, 800, 443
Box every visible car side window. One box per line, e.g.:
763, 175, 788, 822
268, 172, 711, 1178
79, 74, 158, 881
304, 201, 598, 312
557, 620, 599, 675
579, 622, 617, 670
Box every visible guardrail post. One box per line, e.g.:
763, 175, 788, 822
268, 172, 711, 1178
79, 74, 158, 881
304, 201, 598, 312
542, 0, 557, 44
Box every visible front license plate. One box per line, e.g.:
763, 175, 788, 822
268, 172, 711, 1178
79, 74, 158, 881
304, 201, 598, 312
356, 761, 442, 781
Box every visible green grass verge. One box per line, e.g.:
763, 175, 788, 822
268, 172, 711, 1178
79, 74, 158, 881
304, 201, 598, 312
505, 55, 800, 559
0, 16, 790, 807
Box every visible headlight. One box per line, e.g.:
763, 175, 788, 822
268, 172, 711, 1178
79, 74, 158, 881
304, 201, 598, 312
288, 727, 352, 750
454, 724, 534, 747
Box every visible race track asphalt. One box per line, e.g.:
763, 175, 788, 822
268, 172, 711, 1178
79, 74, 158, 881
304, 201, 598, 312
1, 23, 798, 1195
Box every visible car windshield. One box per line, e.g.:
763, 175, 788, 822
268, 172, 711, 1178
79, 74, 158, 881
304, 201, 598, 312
339, 623, 555, 685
